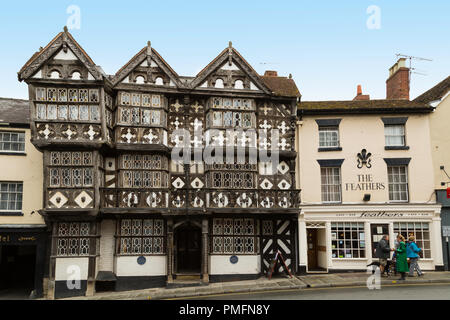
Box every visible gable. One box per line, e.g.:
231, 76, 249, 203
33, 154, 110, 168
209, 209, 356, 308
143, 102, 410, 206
18, 28, 103, 82
190, 44, 271, 94
112, 42, 181, 87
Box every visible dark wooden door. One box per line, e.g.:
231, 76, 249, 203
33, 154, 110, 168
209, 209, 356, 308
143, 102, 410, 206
176, 227, 201, 273
307, 229, 318, 270
370, 224, 389, 258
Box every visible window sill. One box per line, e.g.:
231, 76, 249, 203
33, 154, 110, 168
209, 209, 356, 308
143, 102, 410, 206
0, 212, 24, 216
318, 147, 342, 152
385, 146, 409, 150
0, 152, 26, 156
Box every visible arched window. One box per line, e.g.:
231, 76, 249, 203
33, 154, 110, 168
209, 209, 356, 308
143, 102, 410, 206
234, 80, 244, 89
50, 70, 61, 79
135, 76, 145, 84
71, 71, 81, 80
215, 78, 224, 88
155, 77, 164, 85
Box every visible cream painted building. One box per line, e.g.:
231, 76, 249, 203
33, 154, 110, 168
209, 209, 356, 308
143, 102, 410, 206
415, 76, 450, 270
0, 98, 47, 297
296, 62, 444, 273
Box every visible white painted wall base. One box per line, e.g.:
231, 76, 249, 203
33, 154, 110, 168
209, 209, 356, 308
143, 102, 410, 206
115, 256, 167, 277
209, 255, 261, 275
55, 257, 89, 281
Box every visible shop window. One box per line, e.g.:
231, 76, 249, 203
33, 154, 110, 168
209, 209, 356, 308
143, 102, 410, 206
394, 222, 431, 259
320, 167, 342, 203
118, 219, 165, 255
331, 222, 365, 259
211, 218, 259, 254
387, 165, 408, 202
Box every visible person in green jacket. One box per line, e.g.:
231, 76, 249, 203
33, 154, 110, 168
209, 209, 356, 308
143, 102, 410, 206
396, 234, 409, 280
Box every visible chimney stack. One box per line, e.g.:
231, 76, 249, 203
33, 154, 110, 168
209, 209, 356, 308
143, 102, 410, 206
386, 58, 410, 100
353, 84, 370, 101
264, 70, 278, 77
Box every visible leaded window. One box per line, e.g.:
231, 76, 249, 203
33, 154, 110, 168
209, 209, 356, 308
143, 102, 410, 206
211, 218, 259, 254
0, 131, 25, 153
118, 219, 165, 255
56, 222, 91, 257
209, 111, 255, 129
209, 171, 255, 189
119, 154, 168, 188
48, 152, 94, 188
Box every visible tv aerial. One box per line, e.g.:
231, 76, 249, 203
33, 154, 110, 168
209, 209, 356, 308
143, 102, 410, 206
395, 53, 432, 79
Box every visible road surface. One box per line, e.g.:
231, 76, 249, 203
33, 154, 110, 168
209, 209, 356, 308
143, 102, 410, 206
172, 283, 450, 300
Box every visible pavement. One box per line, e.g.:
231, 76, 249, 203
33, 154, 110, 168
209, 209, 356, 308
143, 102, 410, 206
60, 271, 450, 300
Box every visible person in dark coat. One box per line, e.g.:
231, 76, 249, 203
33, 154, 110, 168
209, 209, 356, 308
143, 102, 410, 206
396, 234, 409, 280
376, 235, 391, 275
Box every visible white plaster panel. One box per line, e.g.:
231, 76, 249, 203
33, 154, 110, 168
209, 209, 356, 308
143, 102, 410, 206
55, 257, 89, 281
115, 256, 167, 276
209, 255, 260, 275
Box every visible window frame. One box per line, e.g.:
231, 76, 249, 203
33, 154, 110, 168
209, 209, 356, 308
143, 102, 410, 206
0, 181, 24, 214
320, 166, 342, 203
117, 219, 166, 255
387, 165, 409, 202
211, 218, 260, 255
384, 124, 406, 147
0, 131, 26, 154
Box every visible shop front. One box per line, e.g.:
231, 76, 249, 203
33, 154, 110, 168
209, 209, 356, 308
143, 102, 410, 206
299, 205, 444, 273
0, 225, 48, 298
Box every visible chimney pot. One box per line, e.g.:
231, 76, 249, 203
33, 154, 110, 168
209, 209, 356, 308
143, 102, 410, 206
357, 85, 362, 96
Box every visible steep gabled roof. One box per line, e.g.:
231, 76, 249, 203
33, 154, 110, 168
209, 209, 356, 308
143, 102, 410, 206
189, 43, 272, 95
298, 99, 433, 115
414, 76, 450, 104
0, 98, 30, 126
18, 27, 103, 82
112, 42, 182, 87
261, 75, 300, 98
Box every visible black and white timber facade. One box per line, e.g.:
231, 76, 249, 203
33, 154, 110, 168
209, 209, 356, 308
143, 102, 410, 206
18, 28, 301, 298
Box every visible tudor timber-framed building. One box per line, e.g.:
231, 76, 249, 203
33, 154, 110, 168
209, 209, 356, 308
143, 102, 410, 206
18, 28, 301, 298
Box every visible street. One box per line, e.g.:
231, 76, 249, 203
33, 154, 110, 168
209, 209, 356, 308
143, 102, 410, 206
174, 283, 450, 300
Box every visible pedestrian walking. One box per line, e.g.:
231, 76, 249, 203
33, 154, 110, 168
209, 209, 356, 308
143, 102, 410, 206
375, 235, 391, 276
407, 235, 424, 277
396, 234, 409, 280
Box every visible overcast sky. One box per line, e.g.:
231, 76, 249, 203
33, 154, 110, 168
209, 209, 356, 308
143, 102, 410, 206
0, 0, 449, 101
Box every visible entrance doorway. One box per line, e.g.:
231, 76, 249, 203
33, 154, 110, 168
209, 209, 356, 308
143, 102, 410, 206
175, 225, 202, 274
307, 228, 327, 272
370, 224, 389, 258
0, 245, 36, 299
